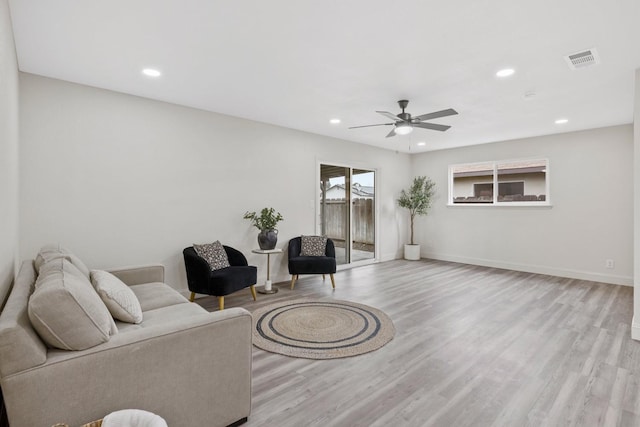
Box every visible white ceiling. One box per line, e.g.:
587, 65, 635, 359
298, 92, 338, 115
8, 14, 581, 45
8, 0, 640, 153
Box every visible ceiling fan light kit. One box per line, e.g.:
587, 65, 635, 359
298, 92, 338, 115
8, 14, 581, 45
394, 122, 413, 135
349, 100, 457, 138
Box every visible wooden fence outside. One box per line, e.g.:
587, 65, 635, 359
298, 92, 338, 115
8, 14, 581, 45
321, 198, 374, 244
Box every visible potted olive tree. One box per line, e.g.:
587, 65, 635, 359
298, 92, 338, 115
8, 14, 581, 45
397, 176, 436, 260
243, 207, 284, 250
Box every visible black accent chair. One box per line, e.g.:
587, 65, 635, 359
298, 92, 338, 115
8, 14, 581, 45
183, 245, 257, 310
288, 237, 337, 290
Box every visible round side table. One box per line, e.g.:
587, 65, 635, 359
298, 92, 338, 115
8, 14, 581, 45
252, 248, 283, 294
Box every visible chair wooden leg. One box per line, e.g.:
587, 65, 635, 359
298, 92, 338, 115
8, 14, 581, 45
250, 285, 257, 301
291, 275, 298, 290
330, 274, 335, 289
322, 274, 326, 280
189, 292, 196, 302
218, 296, 224, 311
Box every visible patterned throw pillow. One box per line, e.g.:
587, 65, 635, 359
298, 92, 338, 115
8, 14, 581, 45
300, 235, 328, 256
193, 241, 230, 270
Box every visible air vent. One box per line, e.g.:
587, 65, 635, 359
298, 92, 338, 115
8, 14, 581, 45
564, 48, 600, 70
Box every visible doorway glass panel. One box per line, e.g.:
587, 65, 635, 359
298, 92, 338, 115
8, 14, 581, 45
352, 169, 375, 262
320, 164, 376, 265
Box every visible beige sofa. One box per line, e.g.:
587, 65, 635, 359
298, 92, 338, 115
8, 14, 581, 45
0, 254, 252, 427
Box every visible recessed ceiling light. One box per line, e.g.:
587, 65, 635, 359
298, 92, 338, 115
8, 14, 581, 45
329, 118, 341, 124
142, 68, 161, 77
496, 68, 515, 78
417, 142, 426, 146
555, 118, 569, 124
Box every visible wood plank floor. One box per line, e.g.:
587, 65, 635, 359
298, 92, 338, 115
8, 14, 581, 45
196, 259, 640, 427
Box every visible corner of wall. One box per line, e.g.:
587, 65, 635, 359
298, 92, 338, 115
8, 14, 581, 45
633, 68, 640, 341
632, 316, 640, 341
0, 0, 20, 310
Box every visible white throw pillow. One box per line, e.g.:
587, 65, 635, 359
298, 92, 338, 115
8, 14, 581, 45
91, 270, 143, 324
103, 409, 168, 427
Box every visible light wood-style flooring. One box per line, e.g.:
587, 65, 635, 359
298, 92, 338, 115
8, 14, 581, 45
196, 259, 640, 427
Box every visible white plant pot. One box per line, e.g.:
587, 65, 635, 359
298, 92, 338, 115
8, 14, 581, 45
404, 244, 421, 260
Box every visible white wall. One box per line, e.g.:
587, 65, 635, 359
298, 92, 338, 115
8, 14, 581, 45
411, 125, 634, 285
19, 73, 411, 292
0, 0, 19, 307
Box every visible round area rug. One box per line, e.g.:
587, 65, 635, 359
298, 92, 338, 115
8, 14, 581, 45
252, 299, 395, 359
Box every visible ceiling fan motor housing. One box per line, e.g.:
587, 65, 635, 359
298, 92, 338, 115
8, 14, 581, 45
397, 100, 411, 121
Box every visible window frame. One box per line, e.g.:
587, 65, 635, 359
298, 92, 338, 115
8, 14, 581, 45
448, 158, 550, 207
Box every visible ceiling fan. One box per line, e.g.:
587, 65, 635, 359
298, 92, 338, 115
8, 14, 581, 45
349, 100, 458, 138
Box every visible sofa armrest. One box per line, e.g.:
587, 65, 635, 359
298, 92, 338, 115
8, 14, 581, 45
107, 264, 165, 285
1, 308, 252, 427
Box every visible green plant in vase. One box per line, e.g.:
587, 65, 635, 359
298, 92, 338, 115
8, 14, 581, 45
397, 176, 435, 260
243, 207, 284, 250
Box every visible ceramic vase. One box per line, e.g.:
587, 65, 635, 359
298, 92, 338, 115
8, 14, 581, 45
258, 229, 278, 250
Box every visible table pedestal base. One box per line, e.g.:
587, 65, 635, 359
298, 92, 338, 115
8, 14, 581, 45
257, 286, 278, 294
251, 249, 283, 296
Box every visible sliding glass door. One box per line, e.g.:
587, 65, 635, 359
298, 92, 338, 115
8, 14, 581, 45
351, 169, 375, 263
319, 164, 376, 266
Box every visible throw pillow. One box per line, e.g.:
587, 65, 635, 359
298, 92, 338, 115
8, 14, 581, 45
300, 235, 328, 256
91, 270, 143, 324
28, 258, 118, 350
194, 241, 230, 270
34, 244, 91, 279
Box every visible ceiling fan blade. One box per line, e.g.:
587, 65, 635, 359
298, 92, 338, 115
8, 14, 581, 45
413, 108, 458, 122
348, 123, 394, 129
385, 128, 396, 138
376, 111, 401, 121
413, 122, 451, 132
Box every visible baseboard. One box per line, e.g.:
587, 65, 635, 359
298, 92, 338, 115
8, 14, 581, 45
380, 251, 401, 262
178, 289, 192, 299
422, 252, 633, 287
632, 316, 640, 341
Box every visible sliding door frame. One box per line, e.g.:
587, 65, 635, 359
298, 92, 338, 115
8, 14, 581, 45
316, 159, 379, 269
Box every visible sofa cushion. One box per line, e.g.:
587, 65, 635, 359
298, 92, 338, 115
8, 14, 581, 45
114, 302, 209, 334
289, 256, 337, 274
34, 244, 91, 279
300, 235, 327, 256
129, 282, 189, 312
193, 241, 230, 270
208, 266, 257, 296
28, 258, 117, 350
91, 270, 143, 324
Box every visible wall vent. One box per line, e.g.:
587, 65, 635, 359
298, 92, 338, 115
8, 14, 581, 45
564, 48, 600, 70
